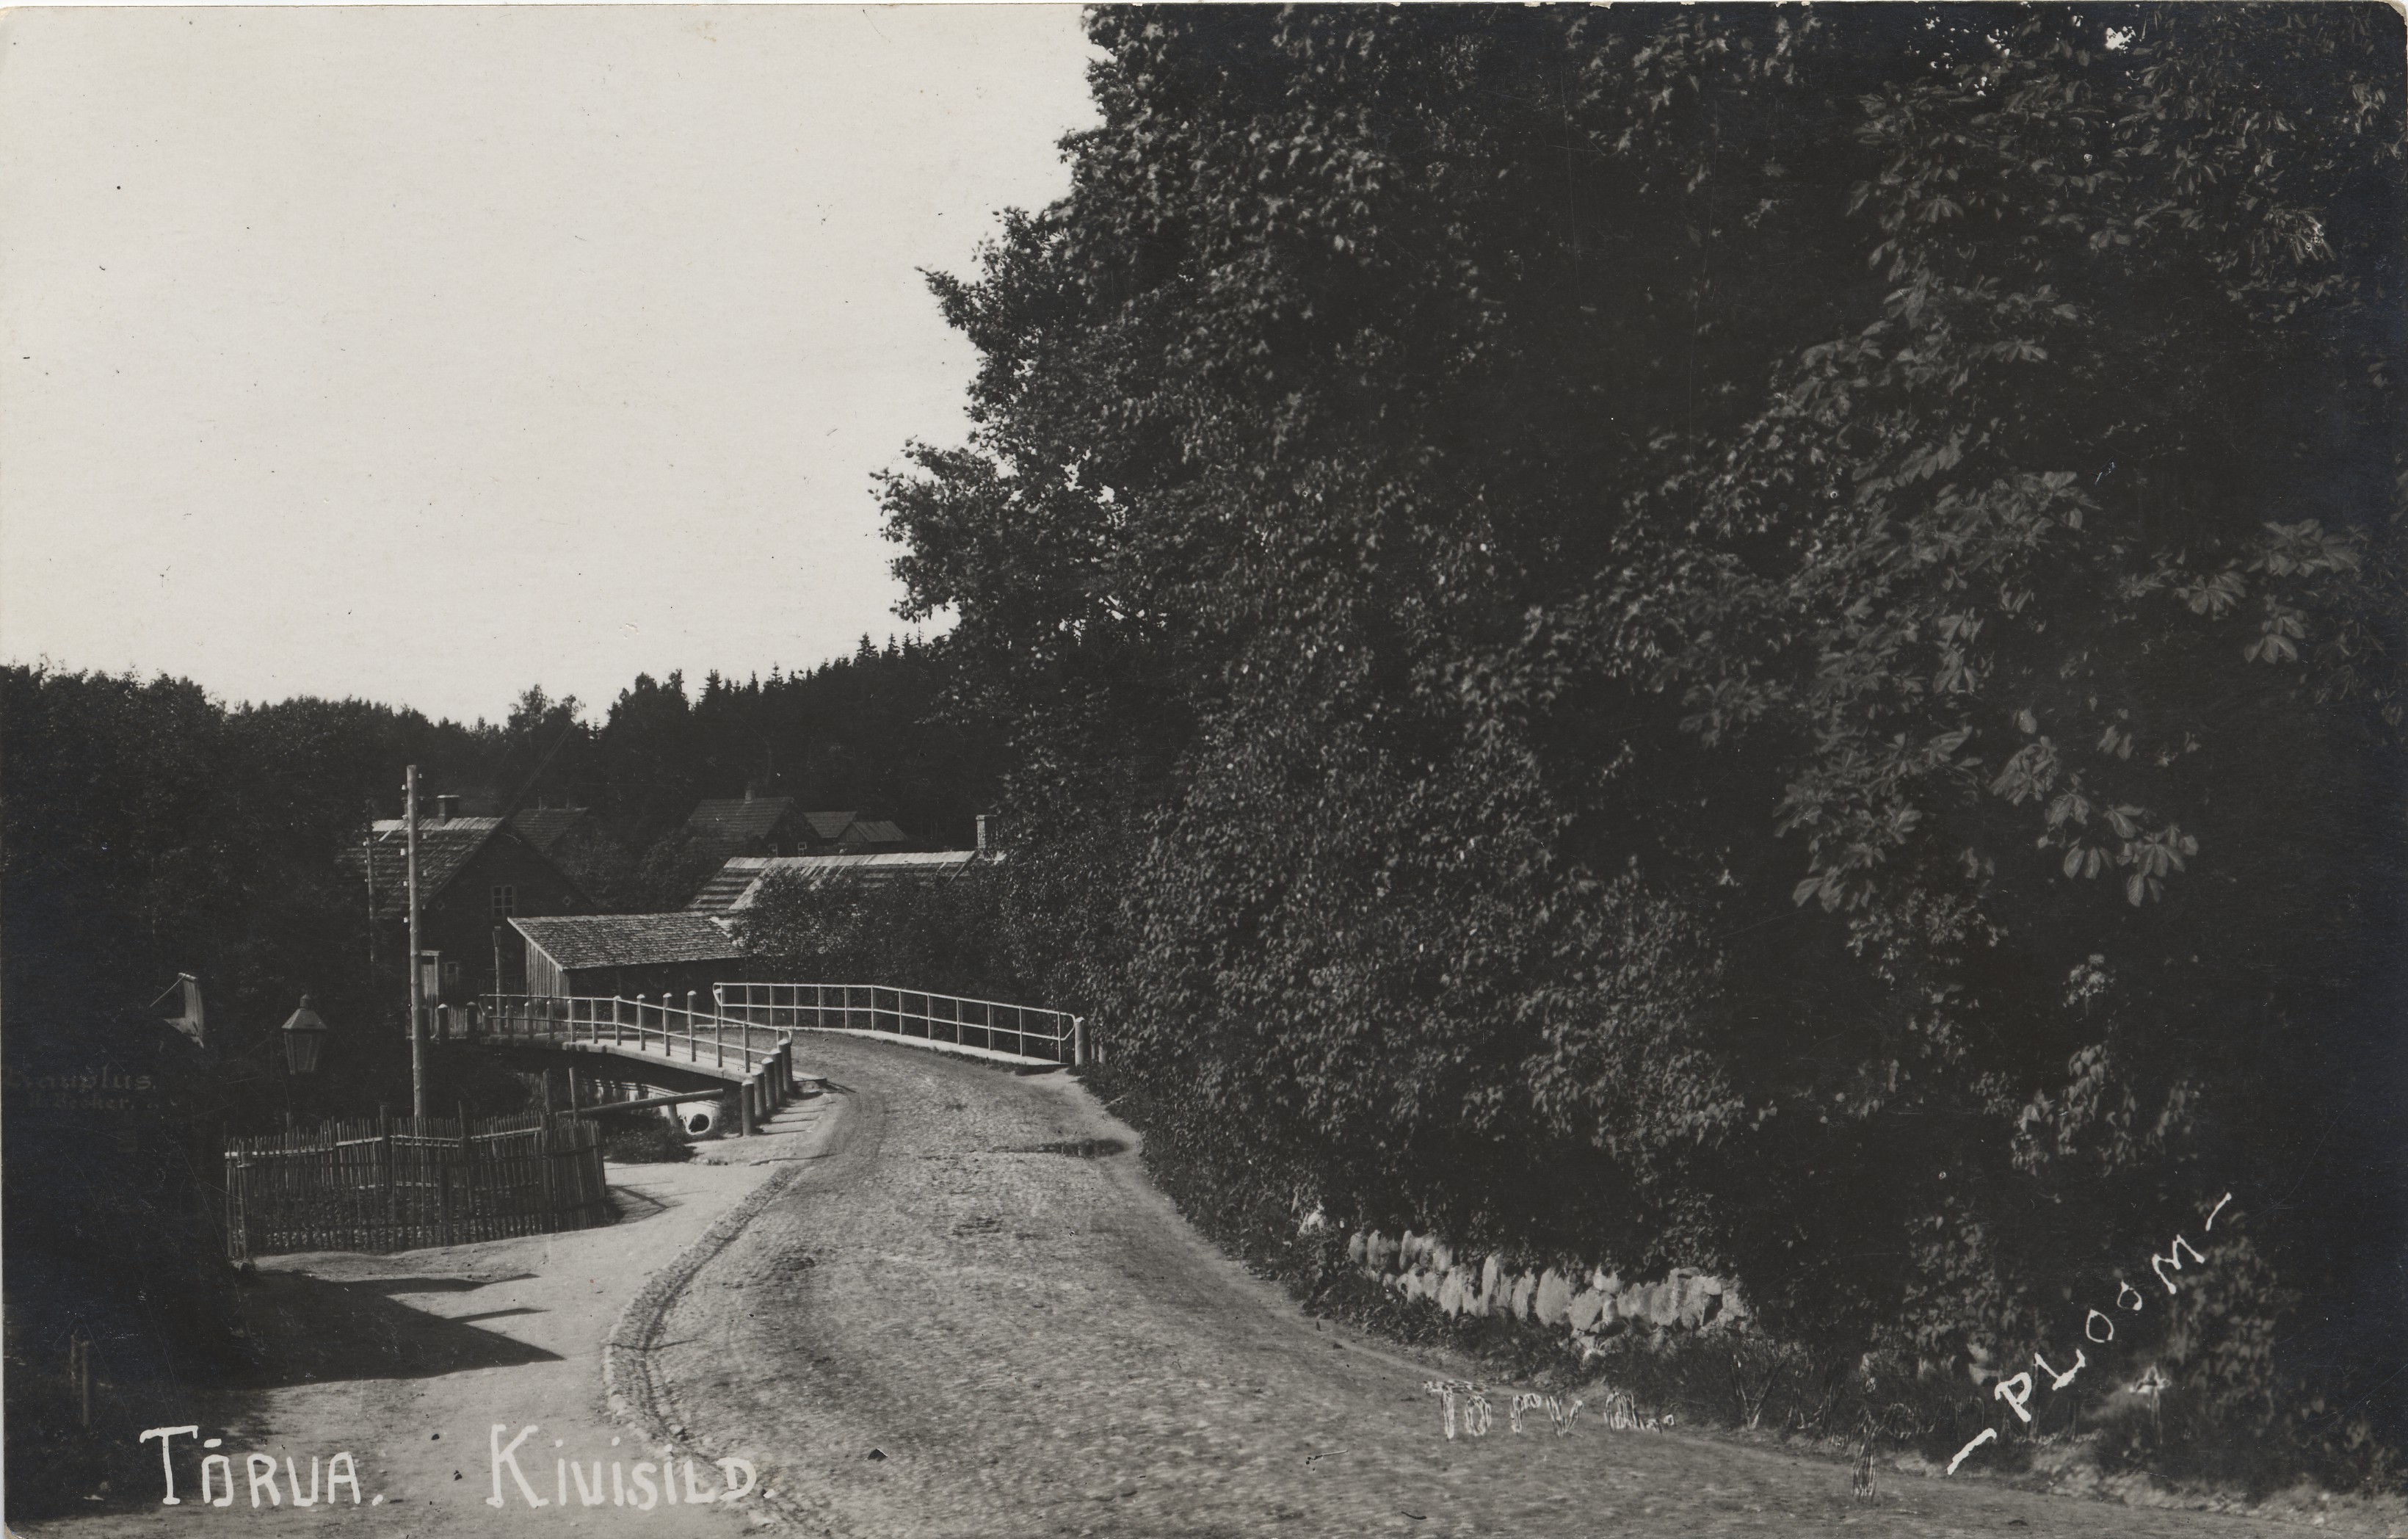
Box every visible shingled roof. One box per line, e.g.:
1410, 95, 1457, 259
799, 809, 858, 843
507, 806, 589, 855
685, 797, 798, 845
346, 817, 505, 914
344, 815, 590, 916
685, 850, 985, 913
510, 913, 747, 972
841, 818, 910, 850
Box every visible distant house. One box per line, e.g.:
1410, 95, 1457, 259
686, 850, 986, 915
683, 796, 913, 863
507, 913, 752, 1002
506, 805, 592, 857
791, 809, 912, 854
685, 795, 810, 857
344, 795, 593, 1005
833, 816, 910, 854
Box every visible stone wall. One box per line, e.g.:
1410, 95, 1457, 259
1341, 1225, 1747, 1350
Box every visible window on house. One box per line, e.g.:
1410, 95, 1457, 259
443, 960, 461, 985
492, 884, 516, 916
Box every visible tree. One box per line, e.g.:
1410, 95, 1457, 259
878, 3, 2406, 1455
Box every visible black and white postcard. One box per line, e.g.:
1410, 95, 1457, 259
4, 6, 2403, 1535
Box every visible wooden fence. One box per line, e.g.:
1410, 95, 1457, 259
222, 1109, 613, 1261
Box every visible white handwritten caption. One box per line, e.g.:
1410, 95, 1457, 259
487, 1425, 755, 1511
134, 1424, 758, 1511
1423, 1380, 1592, 1439
1944, 1191, 2232, 1476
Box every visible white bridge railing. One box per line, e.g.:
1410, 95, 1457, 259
713, 982, 1084, 1066
480, 992, 789, 1073
476, 993, 800, 1135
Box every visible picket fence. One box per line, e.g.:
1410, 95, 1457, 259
222, 1109, 612, 1261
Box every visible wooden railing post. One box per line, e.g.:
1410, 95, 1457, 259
379, 1102, 396, 1242
537, 1073, 558, 1226
457, 1100, 474, 1234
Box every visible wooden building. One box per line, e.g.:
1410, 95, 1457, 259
508, 913, 754, 1002
685, 794, 812, 858
345, 797, 593, 1004
506, 805, 592, 856
683, 796, 913, 861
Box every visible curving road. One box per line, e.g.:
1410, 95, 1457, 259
637, 1035, 2272, 1539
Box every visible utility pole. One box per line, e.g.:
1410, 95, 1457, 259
364, 825, 380, 968
406, 765, 427, 1120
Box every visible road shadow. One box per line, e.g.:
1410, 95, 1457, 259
609, 1182, 674, 1223
340, 1272, 539, 1294
225, 1267, 562, 1389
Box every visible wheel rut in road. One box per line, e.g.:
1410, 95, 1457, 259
647, 1035, 2277, 1539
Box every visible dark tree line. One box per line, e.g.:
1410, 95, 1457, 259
1, 641, 994, 1079
876, 4, 2407, 1476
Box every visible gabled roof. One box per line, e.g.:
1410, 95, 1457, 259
345, 817, 504, 912
510, 913, 747, 972
686, 850, 985, 913
800, 809, 859, 842
686, 797, 797, 844
344, 816, 590, 915
507, 807, 589, 855
841, 819, 910, 849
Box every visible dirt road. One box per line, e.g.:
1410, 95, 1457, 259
646, 1035, 2284, 1539
17, 1092, 843, 1539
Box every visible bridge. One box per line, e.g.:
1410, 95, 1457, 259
474, 992, 803, 1136
468, 983, 1086, 1136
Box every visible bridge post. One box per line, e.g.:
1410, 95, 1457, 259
739, 1080, 755, 1137
1073, 1016, 1087, 1068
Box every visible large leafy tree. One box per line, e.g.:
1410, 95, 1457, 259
881, 1, 2405, 1447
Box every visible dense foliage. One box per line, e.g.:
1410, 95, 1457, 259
878, 4, 2407, 1473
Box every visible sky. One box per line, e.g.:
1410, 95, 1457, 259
0, 5, 1098, 725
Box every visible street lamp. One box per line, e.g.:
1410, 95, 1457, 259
280, 996, 330, 1076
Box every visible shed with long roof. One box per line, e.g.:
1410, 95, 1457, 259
508, 912, 754, 1002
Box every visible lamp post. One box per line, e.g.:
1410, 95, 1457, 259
280, 996, 330, 1077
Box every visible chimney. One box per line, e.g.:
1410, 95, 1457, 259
435, 794, 460, 821
975, 814, 991, 853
